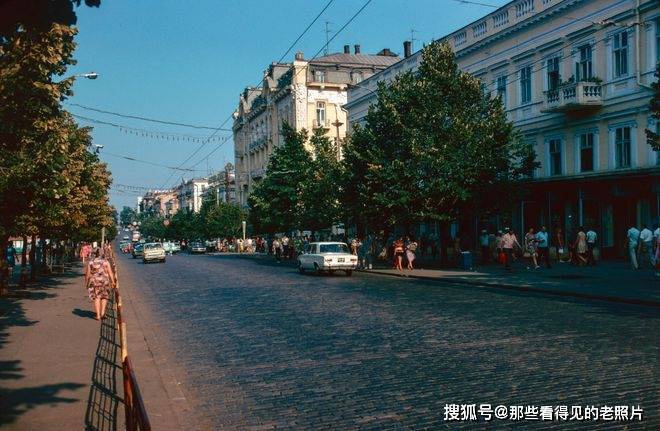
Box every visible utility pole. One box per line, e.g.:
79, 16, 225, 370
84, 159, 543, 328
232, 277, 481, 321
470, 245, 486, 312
324, 21, 332, 56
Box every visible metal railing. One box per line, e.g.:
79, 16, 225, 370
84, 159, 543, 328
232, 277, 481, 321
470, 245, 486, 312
108, 250, 151, 431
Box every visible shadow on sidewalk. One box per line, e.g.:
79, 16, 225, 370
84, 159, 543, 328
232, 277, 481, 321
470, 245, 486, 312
84, 296, 123, 431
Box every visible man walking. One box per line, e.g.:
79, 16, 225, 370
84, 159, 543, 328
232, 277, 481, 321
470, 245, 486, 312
586, 227, 597, 266
535, 226, 551, 268
627, 225, 640, 270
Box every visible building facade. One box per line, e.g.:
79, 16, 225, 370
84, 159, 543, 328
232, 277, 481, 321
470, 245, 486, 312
138, 189, 178, 217
345, 0, 659, 258
205, 164, 237, 205
233, 46, 400, 207
175, 178, 209, 213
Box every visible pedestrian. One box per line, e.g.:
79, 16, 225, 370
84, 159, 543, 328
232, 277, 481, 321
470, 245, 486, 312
574, 226, 588, 266
393, 237, 404, 271
524, 227, 539, 269
405, 237, 418, 270
479, 229, 490, 265
362, 234, 375, 270
350, 237, 361, 256
554, 227, 566, 263
535, 225, 551, 268
627, 225, 640, 270
84, 248, 116, 321
6, 241, 17, 281
586, 227, 597, 266
272, 237, 282, 262
501, 228, 521, 271
639, 224, 654, 268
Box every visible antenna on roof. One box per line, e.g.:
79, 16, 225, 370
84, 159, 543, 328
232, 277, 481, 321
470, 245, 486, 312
411, 29, 419, 52
324, 21, 333, 55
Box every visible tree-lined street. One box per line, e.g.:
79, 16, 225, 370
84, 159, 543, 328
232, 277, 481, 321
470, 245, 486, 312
119, 252, 659, 429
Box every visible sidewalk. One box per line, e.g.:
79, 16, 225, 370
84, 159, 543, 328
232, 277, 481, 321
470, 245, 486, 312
363, 259, 659, 307
0, 265, 124, 430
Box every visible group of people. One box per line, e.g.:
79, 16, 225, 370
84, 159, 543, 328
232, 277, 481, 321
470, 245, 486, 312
626, 224, 660, 275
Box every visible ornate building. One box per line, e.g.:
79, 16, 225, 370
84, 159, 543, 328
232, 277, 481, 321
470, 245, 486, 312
233, 46, 400, 207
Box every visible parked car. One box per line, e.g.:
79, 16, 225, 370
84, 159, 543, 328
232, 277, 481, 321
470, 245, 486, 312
131, 243, 144, 259
188, 241, 206, 254
143, 242, 166, 263
122, 235, 130, 241
297, 242, 357, 276
205, 239, 217, 252
163, 241, 181, 255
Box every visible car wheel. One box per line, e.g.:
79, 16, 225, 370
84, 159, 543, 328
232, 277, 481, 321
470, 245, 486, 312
143, 259, 147, 264
313, 263, 321, 275
345, 270, 353, 277
298, 261, 305, 274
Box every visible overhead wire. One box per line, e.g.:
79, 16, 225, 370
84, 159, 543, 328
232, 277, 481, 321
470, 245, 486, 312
102, 151, 200, 172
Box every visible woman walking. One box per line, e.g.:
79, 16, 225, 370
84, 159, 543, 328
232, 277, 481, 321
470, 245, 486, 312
405, 237, 418, 270
84, 248, 116, 321
574, 226, 588, 266
393, 237, 405, 271
524, 228, 539, 269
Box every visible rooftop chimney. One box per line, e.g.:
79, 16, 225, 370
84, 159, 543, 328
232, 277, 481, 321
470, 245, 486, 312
295, 51, 304, 61
344, 44, 350, 54
377, 48, 395, 57
354, 44, 361, 54
403, 40, 412, 58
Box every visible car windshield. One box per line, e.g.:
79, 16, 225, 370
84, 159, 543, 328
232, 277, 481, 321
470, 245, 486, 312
144, 243, 162, 249
319, 243, 349, 254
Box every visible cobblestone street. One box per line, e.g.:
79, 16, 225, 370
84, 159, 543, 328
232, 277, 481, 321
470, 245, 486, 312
119, 253, 659, 430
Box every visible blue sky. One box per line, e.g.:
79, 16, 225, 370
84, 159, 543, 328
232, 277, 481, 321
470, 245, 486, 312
66, 0, 508, 210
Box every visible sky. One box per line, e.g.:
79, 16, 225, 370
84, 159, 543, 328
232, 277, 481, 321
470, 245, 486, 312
65, 0, 508, 210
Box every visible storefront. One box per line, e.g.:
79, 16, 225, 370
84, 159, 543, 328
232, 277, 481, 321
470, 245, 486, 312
514, 168, 659, 259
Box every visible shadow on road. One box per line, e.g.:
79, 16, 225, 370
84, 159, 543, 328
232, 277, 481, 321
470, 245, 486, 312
84, 296, 122, 431
73, 308, 97, 320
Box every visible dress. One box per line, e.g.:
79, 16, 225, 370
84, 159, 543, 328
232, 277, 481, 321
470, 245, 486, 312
575, 231, 587, 254
406, 241, 417, 263
87, 258, 112, 301
524, 233, 537, 256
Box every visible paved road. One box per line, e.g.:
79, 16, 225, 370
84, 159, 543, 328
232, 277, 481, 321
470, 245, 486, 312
119, 252, 659, 430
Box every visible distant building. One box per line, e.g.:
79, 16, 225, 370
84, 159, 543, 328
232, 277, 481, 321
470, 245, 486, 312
345, 0, 660, 258
175, 178, 209, 213
138, 189, 178, 217
233, 46, 401, 207
206, 163, 237, 205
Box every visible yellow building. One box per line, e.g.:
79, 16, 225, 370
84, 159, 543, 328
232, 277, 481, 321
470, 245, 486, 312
346, 0, 660, 258
233, 46, 400, 207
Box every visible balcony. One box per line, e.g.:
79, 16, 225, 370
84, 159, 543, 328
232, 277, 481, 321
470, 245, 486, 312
248, 136, 268, 152
542, 81, 603, 113
250, 168, 265, 179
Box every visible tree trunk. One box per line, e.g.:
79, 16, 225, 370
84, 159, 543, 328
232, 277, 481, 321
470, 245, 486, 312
29, 235, 37, 281
0, 235, 8, 295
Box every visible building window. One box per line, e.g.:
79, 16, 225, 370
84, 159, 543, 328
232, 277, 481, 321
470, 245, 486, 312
314, 70, 325, 83
496, 75, 507, 107
579, 133, 594, 172
612, 31, 629, 78
546, 57, 560, 90
520, 65, 532, 104
316, 101, 326, 126
656, 18, 660, 63
576, 45, 593, 81
549, 139, 562, 176
614, 126, 631, 168
351, 71, 363, 84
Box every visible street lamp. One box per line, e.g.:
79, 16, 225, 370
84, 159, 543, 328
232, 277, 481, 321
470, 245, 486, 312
74, 72, 99, 80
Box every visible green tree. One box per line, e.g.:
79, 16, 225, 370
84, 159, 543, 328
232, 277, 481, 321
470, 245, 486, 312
343, 41, 537, 234
204, 202, 245, 238
120, 206, 138, 227
248, 122, 312, 233
298, 128, 344, 233
0, 0, 101, 39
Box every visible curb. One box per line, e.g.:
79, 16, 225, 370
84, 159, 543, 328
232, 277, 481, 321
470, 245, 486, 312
359, 269, 660, 308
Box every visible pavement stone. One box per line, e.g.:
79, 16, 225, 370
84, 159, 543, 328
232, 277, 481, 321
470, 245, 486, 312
117, 251, 660, 430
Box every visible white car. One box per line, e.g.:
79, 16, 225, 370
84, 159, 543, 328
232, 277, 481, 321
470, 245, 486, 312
297, 242, 357, 276
143, 242, 166, 263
